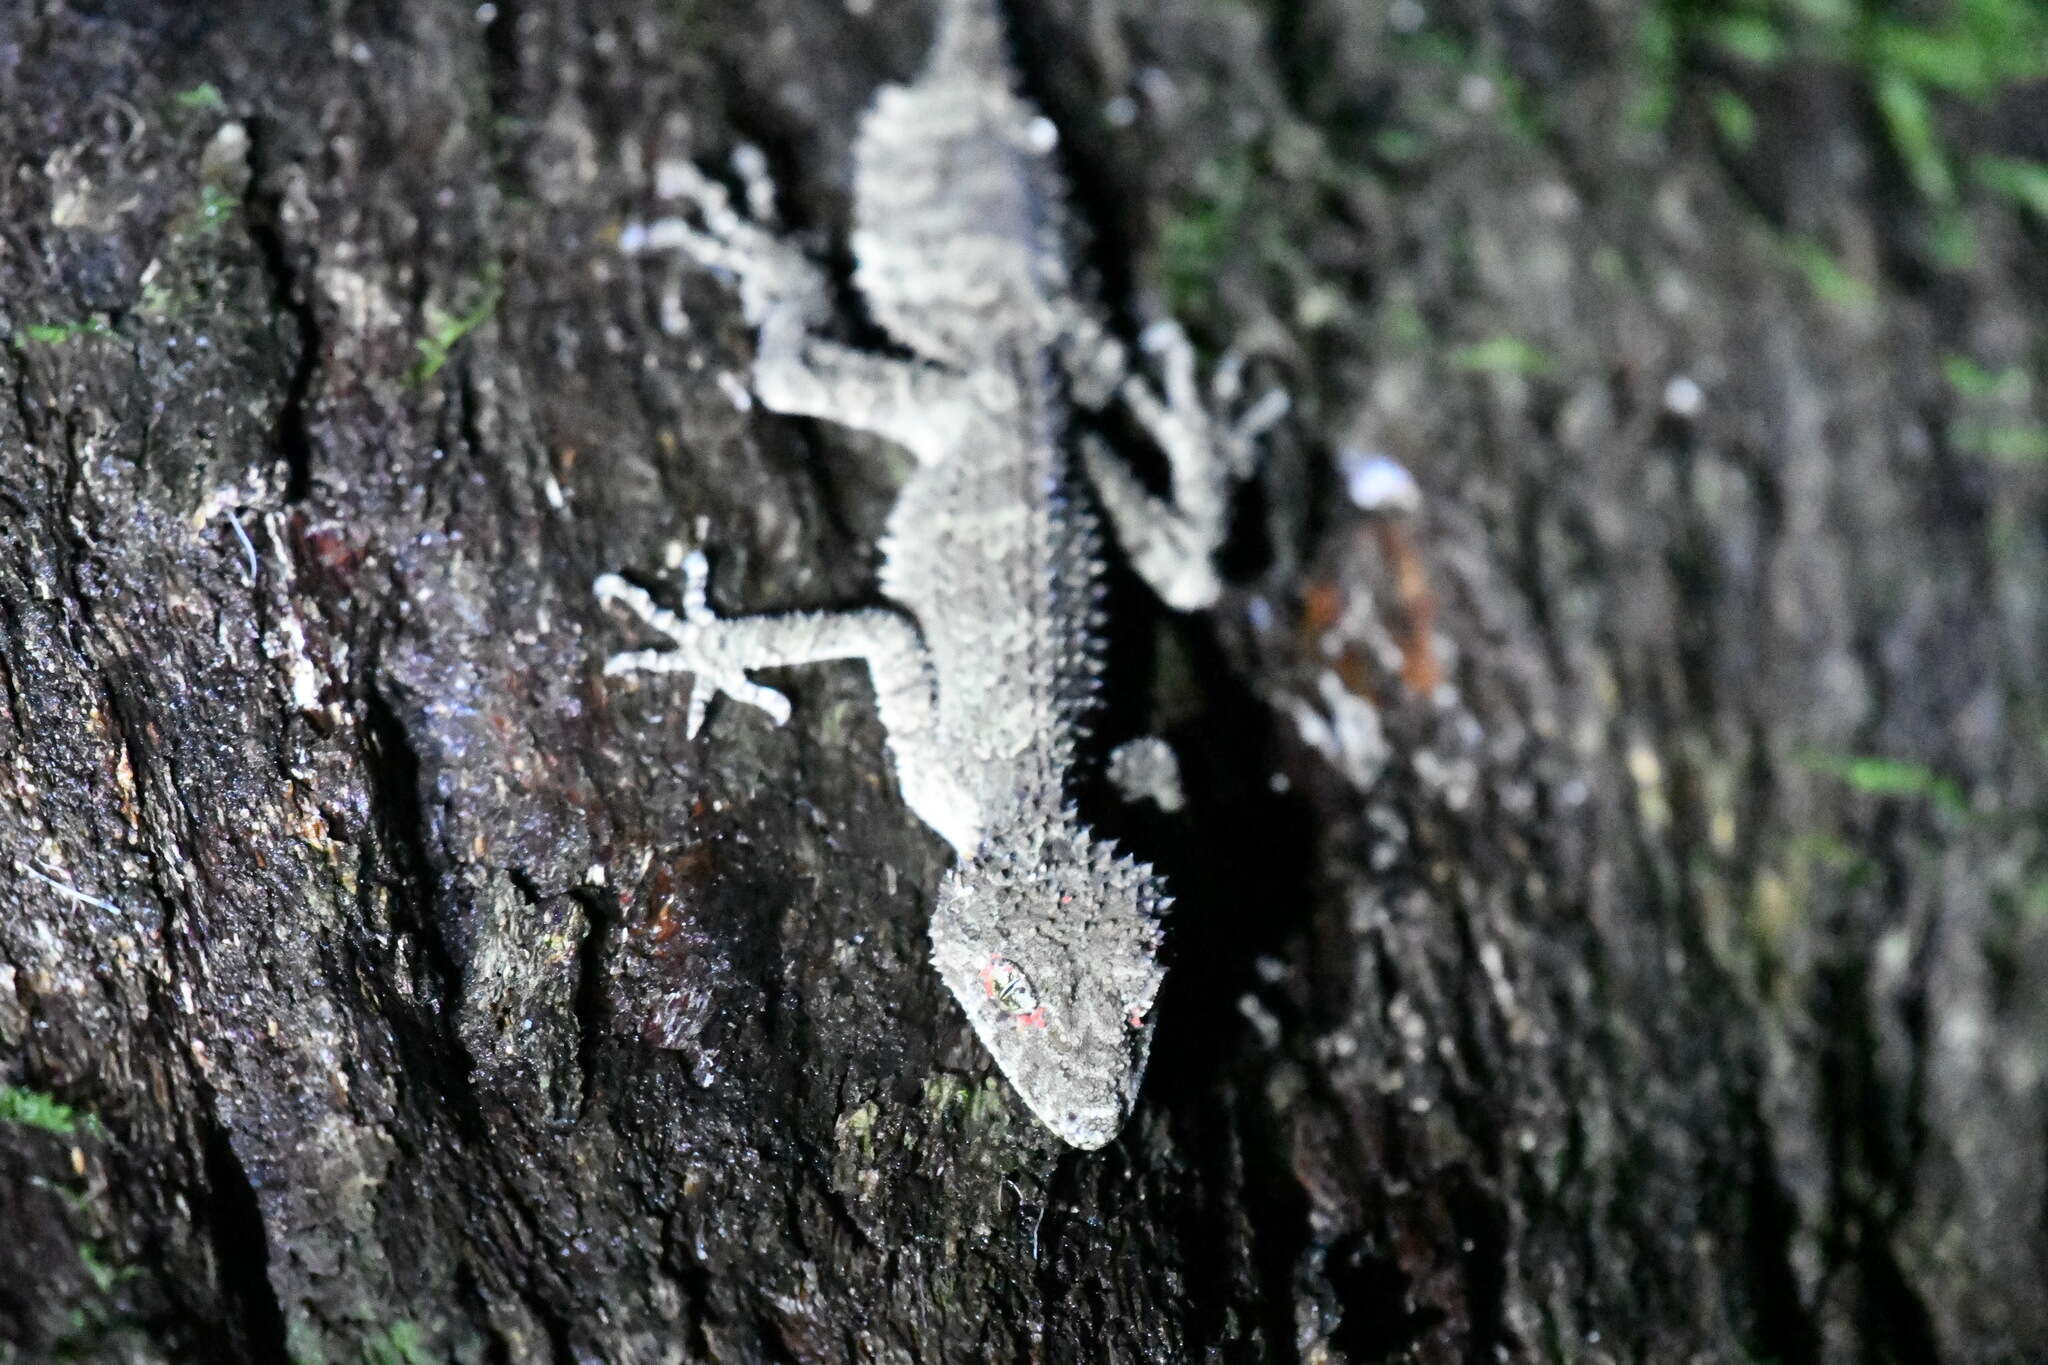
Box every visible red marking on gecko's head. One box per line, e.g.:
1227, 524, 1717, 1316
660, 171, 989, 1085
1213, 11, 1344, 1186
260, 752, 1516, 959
1018, 1007, 1048, 1029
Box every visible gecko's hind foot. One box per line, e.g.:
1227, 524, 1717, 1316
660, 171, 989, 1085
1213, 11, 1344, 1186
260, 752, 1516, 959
1083, 319, 1290, 611
594, 553, 793, 738
1134, 319, 1290, 477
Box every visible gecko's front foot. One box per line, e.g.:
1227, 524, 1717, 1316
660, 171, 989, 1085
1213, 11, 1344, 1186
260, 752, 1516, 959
594, 550, 793, 738
620, 148, 828, 329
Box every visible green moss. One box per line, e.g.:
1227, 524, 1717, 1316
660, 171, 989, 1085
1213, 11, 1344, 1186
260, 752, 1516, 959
18, 317, 112, 346
78, 1243, 135, 1295
173, 82, 227, 113
963, 1075, 1009, 1125
1156, 155, 1253, 315
0, 1086, 91, 1136
922, 1074, 970, 1116
1450, 335, 1550, 376
362, 1320, 433, 1365
196, 182, 241, 233
837, 1101, 880, 1160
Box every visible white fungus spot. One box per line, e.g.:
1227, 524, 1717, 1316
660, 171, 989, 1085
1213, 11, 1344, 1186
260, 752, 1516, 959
1663, 374, 1704, 417
1338, 448, 1423, 514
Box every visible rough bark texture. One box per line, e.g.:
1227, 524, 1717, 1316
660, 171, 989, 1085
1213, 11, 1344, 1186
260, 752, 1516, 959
2, 0, 2044, 1361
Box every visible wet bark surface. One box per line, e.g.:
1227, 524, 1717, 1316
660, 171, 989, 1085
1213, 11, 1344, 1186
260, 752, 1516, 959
2, 0, 2044, 1361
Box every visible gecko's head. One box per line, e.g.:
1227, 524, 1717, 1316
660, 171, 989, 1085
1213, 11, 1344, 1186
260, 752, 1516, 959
929, 825, 1167, 1149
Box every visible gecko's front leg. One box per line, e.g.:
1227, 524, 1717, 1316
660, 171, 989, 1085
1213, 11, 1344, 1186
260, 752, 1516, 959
595, 551, 983, 854
623, 153, 977, 464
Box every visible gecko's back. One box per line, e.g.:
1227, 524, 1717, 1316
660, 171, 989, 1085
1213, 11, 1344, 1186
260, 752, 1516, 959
852, 0, 1105, 840
850, 0, 1070, 370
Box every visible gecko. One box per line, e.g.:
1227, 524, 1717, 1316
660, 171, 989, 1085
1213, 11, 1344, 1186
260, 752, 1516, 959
594, 0, 1284, 1149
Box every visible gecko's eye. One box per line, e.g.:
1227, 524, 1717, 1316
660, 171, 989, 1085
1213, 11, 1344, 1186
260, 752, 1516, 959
980, 955, 1045, 1026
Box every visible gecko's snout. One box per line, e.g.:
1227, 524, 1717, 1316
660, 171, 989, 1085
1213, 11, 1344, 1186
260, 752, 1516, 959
1048, 1100, 1129, 1151
928, 832, 1166, 1149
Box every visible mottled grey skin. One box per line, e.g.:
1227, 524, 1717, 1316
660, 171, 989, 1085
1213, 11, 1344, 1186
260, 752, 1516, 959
596, 0, 1279, 1148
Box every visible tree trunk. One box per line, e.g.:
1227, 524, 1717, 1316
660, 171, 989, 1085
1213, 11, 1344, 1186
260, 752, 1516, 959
2, 1, 2043, 1361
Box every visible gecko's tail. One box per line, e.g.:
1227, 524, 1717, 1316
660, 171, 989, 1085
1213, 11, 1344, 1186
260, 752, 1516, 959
928, 0, 1013, 81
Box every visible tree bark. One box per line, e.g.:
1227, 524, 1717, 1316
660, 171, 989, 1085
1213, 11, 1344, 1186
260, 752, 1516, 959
2, 1, 2043, 1361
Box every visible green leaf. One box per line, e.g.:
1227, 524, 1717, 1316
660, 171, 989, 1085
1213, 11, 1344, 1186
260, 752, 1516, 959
1382, 303, 1429, 348
1157, 155, 1252, 314
1708, 14, 1787, 65
1953, 420, 2048, 463
1785, 0, 1855, 28
1799, 751, 1968, 817
1940, 354, 2026, 401
1710, 89, 1757, 151
410, 267, 503, 385
1928, 211, 1977, 269
1370, 127, 1425, 164
78, 1243, 134, 1294
1973, 154, 2048, 218
1873, 22, 1990, 96
1874, 72, 1954, 204
1787, 238, 1874, 311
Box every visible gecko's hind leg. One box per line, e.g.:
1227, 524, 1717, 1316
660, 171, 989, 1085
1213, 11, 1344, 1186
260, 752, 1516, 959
1080, 320, 1289, 611
623, 152, 975, 462
595, 551, 982, 851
